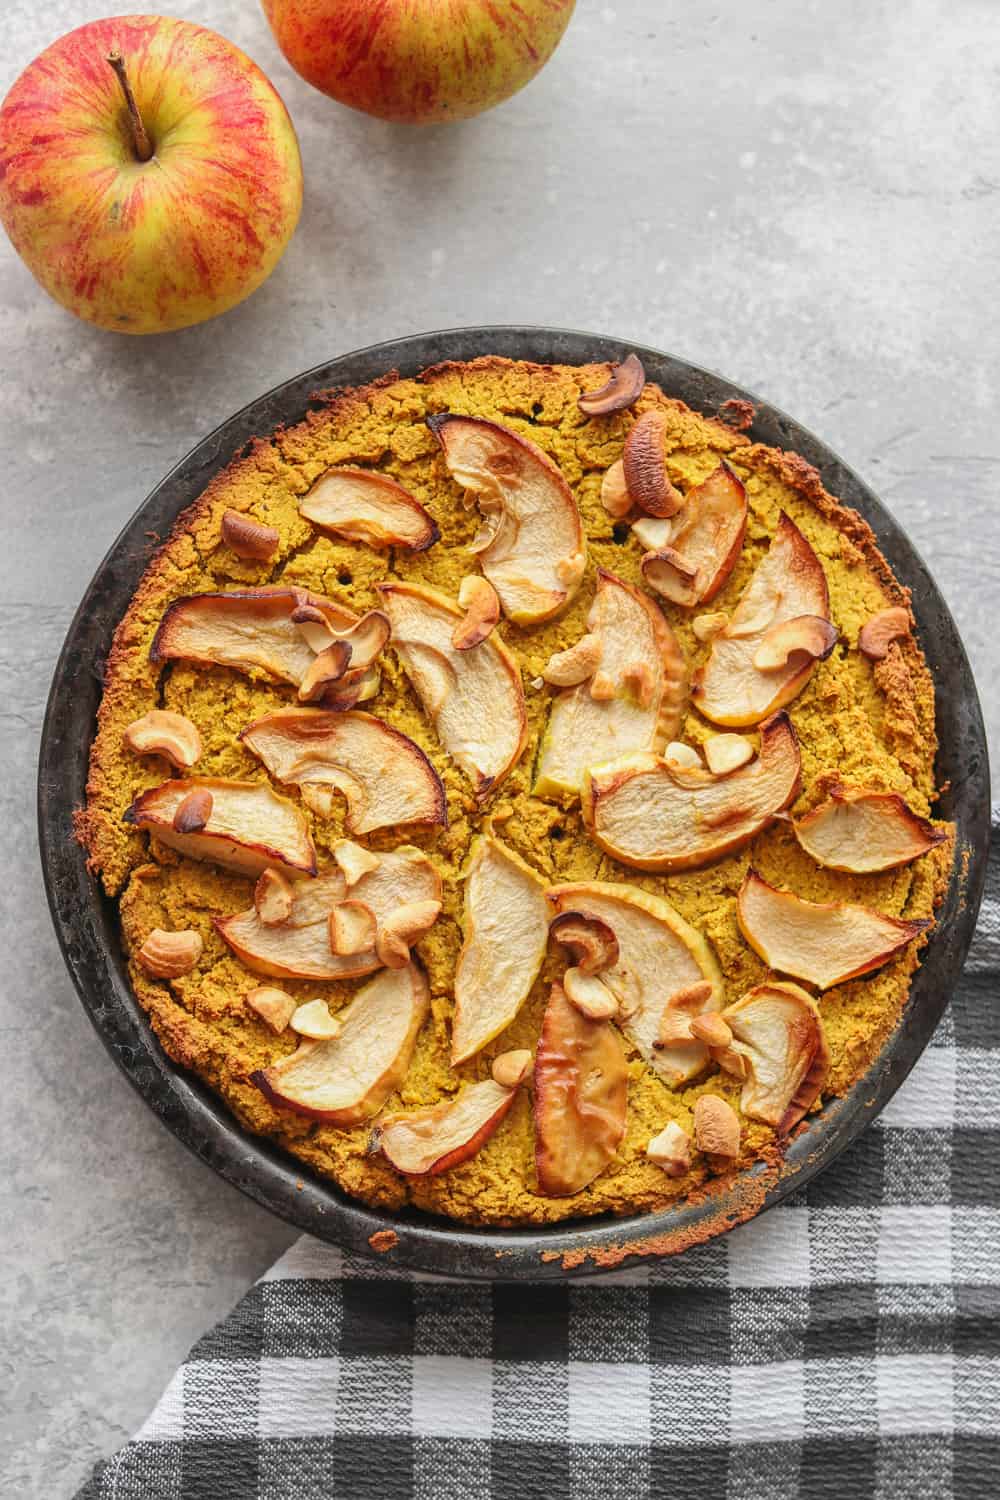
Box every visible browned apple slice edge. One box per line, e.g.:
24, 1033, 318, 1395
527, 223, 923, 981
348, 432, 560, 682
377, 1076, 521, 1176
721, 980, 829, 1133
251, 963, 429, 1124
124, 776, 317, 876
300, 467, 440, 552
581, 711, 801, 872
240, 707, 448, 834
534, 981, 629, 1197
792, 786, 947, 872
150, 586, 358, 683
427, 413, 586, 625
736, 869, 930, 990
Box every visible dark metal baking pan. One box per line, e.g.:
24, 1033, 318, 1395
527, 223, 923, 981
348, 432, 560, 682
38, 326, 991, 1279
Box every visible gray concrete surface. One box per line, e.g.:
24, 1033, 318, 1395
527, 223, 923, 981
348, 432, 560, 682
2, 0, 997, 1492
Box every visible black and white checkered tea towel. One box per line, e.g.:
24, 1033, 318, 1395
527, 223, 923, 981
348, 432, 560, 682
78, 818, 1000, 1500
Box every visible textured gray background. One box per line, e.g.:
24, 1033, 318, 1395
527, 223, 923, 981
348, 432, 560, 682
2, 0, 997, 1493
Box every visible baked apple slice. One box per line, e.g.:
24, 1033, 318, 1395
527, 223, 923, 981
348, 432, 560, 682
377, 581, 527, 800
299, 467, 439, 551
252, 963, 428, 1124
582, 711, 801, 872
547, 883, 723, 1087
722, 981, 829, 1133
639, 462, 748, 608
124, 777, 316, 877
692, 513, 836, 726
217, 845, 441, 979
534, 568, 687, 799
240, 708, 446, 835
534, 981, 628, 1196
737, 870, 930, 990
792, 786, 946, 873
427, 413, 586, 624
378, 1061, 527, 1176
451, 834, 549, 1064
150, 587, 359, 687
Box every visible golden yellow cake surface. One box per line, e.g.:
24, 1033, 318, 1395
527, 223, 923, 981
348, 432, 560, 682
80, 357, 950, 1226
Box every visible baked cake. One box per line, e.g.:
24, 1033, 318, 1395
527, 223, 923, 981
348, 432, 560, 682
79, 355, 951, 1226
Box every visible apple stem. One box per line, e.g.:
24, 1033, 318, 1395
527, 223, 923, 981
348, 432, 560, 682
106, 49, 154, 163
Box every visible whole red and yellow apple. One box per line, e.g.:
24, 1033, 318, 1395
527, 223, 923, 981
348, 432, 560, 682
261, 0, 577, 125
0, 15, 303, 334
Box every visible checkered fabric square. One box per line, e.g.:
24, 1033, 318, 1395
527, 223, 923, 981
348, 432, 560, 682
77, 822, 1000, 1500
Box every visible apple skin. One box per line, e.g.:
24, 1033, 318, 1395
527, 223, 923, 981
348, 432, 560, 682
0, 16, 303, 334
261, 0, 577, 125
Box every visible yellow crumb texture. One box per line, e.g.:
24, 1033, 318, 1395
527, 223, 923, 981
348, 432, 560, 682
82, 357, 951, 1226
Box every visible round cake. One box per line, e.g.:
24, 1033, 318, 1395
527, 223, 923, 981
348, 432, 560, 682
79, 355, 951, 1226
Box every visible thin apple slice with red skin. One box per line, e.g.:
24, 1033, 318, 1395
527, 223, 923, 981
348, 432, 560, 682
299, 468, 439, 551
216, 846, 441, 980
451, 834, 549, 1064
377, 580, 527, 800
640, 462, 748, 608
124, 777, 316, 877
582, 711, 801, 873
534, 981, 628, 1197
534, 568, 687, 800
737, 870, 930, 990
548, 883, 724, 1088
692, 513, 833, 726
240, 708, 446, 835
792, 786, 947, 873
722, 981, 829, 1133
427, 413, 586, 624
150, 586, 359, 687
378, 1077, 520, 1176
252, 963, 429, 1124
